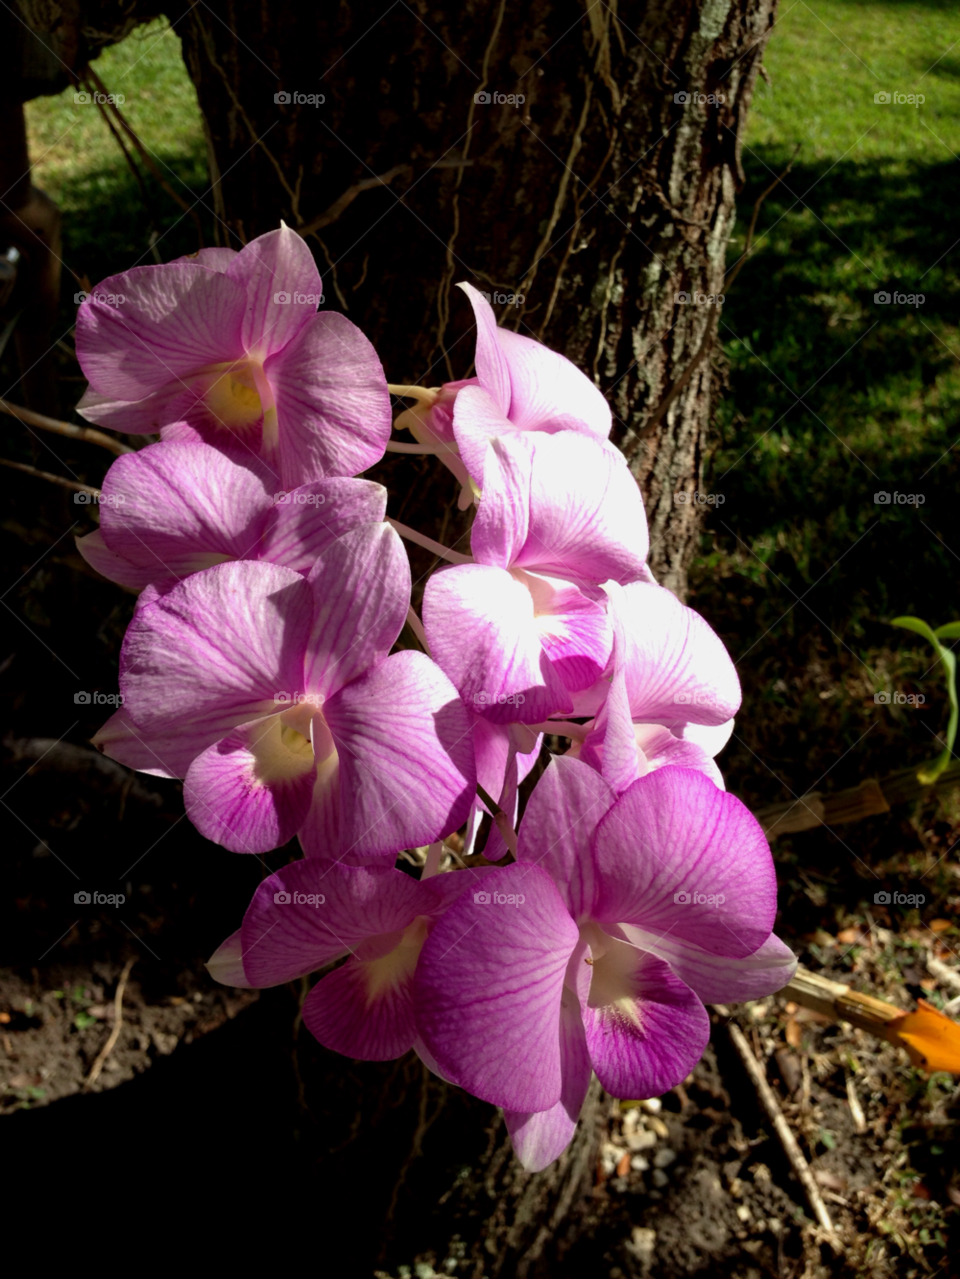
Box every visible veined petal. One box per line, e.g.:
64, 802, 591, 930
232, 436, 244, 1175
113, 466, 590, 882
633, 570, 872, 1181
119, 559, 312, 741
92, 705, 208, 778
241, 860, 435, 984
183, 713, 316, 853
174, 246, 238, 272
592, 767, 777, 959
577, 937, 709, 1099
612, 581, 740, 727
93, 441, 272, 590
517, 755, 615, 919
303, 917, 427, 1060
76, 263, 247, 399
76, 383, 210, 436
517, 571, 612, 693
504, 988, 592, 1171
266, 312, 391, 485
227, 224, 322, 357
473, 431, 648, 583
423, 563, 572, 724
324, 650, 475, 857
258, 478, 387, 572
205, 929, 255, 987
457, 284, 512, 415
415, 864, 579, 1113
619, 928, 797, 1004
451, 384, 518, 491
304, 522, 409, 697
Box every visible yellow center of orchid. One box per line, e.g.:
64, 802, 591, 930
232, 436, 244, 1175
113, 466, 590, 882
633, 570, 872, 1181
201, 360, 265, 432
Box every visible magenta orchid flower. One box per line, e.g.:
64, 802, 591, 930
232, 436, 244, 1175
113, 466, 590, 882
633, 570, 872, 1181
94, 523, 475, 857
75, 225, 391, 486
422, 430, 649, 725
207, 860, 478, 1060
415, 757, 796, 1170
394, 283, 611, 497
76, 440, 386, 594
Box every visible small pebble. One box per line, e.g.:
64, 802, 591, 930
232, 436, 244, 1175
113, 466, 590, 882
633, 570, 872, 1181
651, 1169, 669, 1188
653, 1148, 676, 1169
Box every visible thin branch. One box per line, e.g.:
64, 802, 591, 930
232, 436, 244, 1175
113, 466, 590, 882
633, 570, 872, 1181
0, 397, 133, 455
84, 65, 205, 248
297, 165, 411, 239
84, 958, 136, 1089
727, 1020, 839, 1245
0, 457, 100, 495
388, 518, 473, 564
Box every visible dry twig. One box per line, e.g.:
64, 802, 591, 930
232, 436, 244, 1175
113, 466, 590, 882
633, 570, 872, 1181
84, 958, 135, 1089
727, 1020, 840, 1244
0, 397, 132, 455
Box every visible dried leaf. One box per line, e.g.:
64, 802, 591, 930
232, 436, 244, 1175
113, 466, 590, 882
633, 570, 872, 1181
785, 1016, 803, 1048
616, 1152, 631, 1177
837, 927, 862, 944
887, 999, 960, 1072
929, 919, 953, 933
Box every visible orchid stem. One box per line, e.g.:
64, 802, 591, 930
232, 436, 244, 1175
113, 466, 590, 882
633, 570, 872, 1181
475, 783, 519, 859
385, 440, 446, 455
388, 518, 472, 564
406, 606, 429, 650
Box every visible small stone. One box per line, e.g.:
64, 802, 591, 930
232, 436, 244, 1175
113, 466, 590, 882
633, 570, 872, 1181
630, 1155, 649, 1171
651, 1169, 669, 1188
767, 1218, 782, 1235
649, 1117, 670, 1139
736, 1205, 752, 1223
627, 1227, 656, 1265
653, 1148, 676, 1169
627, 1129, 657, 1151
640, 1097, 662, 1114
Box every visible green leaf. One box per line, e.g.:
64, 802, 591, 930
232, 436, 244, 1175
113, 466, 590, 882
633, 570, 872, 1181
891, 615, 942, 647
934, 621, 960, 640
887, 615, 959, 785
73, 1011, 97, 1030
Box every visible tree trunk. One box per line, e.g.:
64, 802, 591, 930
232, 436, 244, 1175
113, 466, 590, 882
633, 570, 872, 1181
172, 0, 776, 598
164, 0, 778, 1268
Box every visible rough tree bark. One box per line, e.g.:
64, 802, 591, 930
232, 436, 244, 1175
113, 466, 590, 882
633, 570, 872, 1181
169, 0, 777, 598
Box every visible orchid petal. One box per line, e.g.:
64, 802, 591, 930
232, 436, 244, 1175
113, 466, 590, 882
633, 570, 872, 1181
325, 650, 475, 857
619, 928, 797, 1004
266, 312, 391, 485
304, 522, 409, 697
183, 713, 316, 853
76, 263, 247, 399
423, 563, 572, 724
592, 767, 777, 959
226, 223, 322, 358
415, 863, 579, 1112
259, 478, 387, 572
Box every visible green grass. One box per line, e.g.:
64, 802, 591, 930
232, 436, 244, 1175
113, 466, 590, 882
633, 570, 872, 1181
692, 0, 960, 807
25, 21, 208, 283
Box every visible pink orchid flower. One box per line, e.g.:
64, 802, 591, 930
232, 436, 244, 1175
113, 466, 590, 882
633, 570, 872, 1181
76, 440, 386, 594
207, 861, 483, 1061
393, 283, 611, 500
422, 430, 649, 726
415, 757, 796, 1170
75, 225, 391, 487
95, 523, 475, 858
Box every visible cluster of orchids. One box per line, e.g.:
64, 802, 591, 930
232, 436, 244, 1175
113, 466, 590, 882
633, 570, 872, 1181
77, 225, 795, 1170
